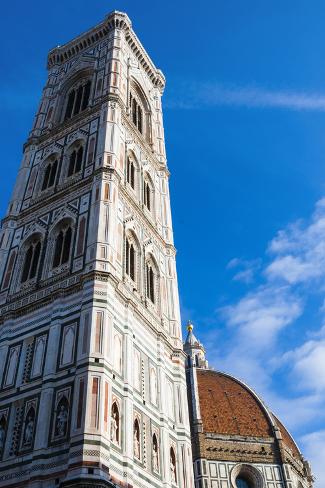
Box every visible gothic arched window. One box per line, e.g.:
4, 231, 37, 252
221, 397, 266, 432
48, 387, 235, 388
68, 146, 84, 177
42, 159, 58, 191
53, 225, 72, 268
137, 105, 143, 133
143, 178, 152, 212
129, 89, 147, 137
125, 237, 136, 282
146, 259, 157, 304
64, 80, 91, 121
126, 157, 135, 189
21, 239, 42, 283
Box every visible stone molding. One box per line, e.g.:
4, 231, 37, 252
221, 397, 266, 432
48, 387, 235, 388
47, 11, 165, 91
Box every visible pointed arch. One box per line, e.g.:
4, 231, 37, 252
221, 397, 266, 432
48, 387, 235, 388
129, 78, 152, 143
40, 154, 59, 192
125, 229, 140, 286
66, 139, 85, 178
31, 334, 47, 378
145, 253, 159, 305
4, 346, 20, 387
20, 233, 43, 283
143, 171, 154, 213
52, 218, 74, 269
61, 70, 93, 122
60, 324, 76, 366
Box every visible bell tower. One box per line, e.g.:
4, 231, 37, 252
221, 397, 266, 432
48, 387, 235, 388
0, 11, 193, 488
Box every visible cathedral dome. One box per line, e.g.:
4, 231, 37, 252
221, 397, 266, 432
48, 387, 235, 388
196, 368, 302, 459
185, 324, 313, 487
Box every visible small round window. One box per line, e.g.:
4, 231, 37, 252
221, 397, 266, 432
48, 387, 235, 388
231, 463, 263, 488
236, 477, 252, 488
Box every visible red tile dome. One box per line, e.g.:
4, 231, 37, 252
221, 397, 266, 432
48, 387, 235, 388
196, 369, 301, 459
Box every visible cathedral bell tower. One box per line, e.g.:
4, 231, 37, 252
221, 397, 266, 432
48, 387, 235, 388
0, 11, 193, 488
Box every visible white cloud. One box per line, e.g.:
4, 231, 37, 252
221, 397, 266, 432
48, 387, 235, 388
226, 257, 261, 283
201, 197, 325, 485
265, 255, 319, 284
221, 285, 302, 349
281, 339, 325, 392
265, 201, 325, 286
232, 268, 255, 283
226, 257, 241, 269
166, 81, 325, 112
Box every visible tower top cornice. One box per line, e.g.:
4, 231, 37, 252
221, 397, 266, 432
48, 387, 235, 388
47, 11, 165, 92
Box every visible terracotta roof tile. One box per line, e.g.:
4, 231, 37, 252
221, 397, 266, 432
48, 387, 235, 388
196, 369, 302, 460
197, 369, 273, 437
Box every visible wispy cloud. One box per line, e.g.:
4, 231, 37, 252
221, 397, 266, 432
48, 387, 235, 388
282, 338, 325, 392
227, 257, 261, 284
193, 197, 325, 487
166, 81, 325, 112
220, 285, 302, 348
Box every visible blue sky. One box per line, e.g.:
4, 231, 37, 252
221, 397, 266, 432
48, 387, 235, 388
2, 0, 325, 484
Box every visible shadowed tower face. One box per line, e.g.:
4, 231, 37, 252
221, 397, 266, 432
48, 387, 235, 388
0, 11, 193, 488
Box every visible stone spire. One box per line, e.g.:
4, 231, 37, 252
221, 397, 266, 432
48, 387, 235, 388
183, 321, 208, 369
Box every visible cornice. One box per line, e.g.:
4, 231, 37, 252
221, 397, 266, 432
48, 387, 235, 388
23, 96, 169, 177
46, 11, 165, 92
0, 270, 180, 356
2, 178, 93, 227
47, 20, 109, 69
24, 101, 105, 151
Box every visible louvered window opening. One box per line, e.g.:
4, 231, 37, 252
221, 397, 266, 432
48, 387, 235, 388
146, 264, 155, 303
143, 181, 151, 211
53, 227, 72, 268
68, 146, 83, 177
126, 158, 135, 189
42, 160, 58, 191
129, 93, 143, 134
21, 241, 41, 283
64, 81, 91, 120
126, 239, 135, 282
